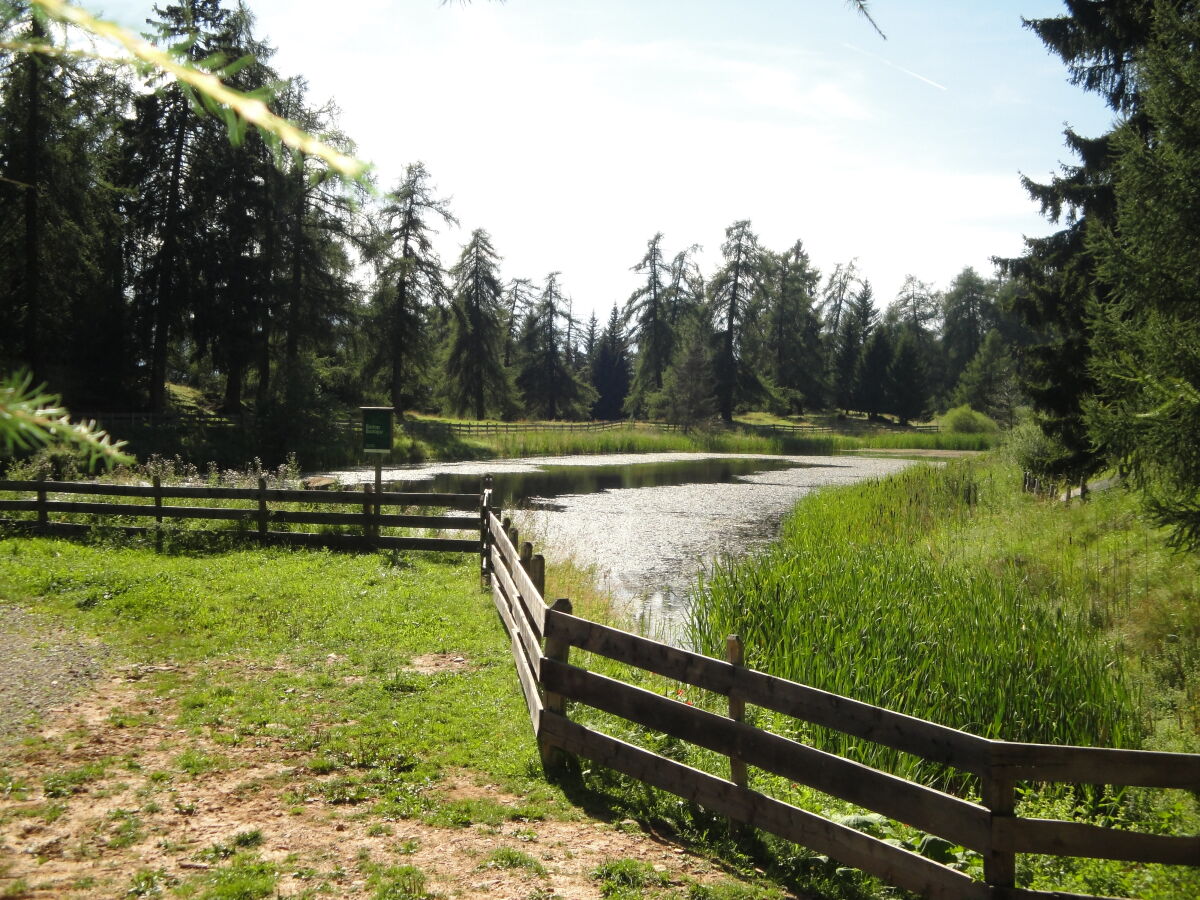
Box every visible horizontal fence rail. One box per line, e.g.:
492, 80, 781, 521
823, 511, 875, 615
405, 419, 630, 436
737, 422, 941, 435
0, 478, 484, 554
481, 511, 1199, 900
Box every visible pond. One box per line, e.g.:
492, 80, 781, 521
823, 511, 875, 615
327, 453, 917, 640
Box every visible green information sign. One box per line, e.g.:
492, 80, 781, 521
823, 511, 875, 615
361, 407, 393, 454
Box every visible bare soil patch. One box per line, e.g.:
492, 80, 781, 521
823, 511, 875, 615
0, 665, 769, 899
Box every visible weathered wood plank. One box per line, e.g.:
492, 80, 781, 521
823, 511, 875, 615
540, 660, 991, 853
490, 546, 546, 642
542, 609, 991, 774
35, 501, 256, 522
0, 481, 481, 509
492, 584, 543, 729
488, 513, 546, 633
1009, 889, 1128, 900
989, 743, 1200, 790
538, 714, 987, 900
489, 553, 544, 667
267, 510, 480, 531
0, 520, 475, 553
993, 817, 1200, 865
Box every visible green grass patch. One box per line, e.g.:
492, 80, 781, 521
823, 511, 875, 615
591, 857, 671, 898
481, 846, 547, 875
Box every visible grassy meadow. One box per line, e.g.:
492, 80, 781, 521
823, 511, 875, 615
395, 419, 995, 463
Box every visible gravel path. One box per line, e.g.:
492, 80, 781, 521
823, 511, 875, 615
0, 606, 109, 742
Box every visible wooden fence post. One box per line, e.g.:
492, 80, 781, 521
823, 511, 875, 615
362, 483, 373, 544
727, 634, 749, 838
153, 475, 163, 553
520, 541, 534, 582
982, 774, 1017, 897
727, 634, 747, 788
540, 596, 573, 769
480, 475, 494, 590
257, 476, 269, 539
530, 554, 545, 600
36, 476, 47, 529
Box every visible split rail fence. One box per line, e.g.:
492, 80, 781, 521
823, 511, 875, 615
0, 478, 482, 554
482, 494, 1199, 900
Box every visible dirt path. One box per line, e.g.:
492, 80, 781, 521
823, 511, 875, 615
0, 628, 780, 899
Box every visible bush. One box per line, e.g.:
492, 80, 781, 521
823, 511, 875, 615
1003, 419, 1068, 478
939, 405, 999, 434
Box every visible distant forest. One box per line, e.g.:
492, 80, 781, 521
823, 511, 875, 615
2, 1, 1198, 547
0, 2, 1027, 425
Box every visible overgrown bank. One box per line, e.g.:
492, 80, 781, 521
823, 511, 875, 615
684, 457, 1199, 897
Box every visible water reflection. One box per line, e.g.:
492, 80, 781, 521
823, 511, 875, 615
389, 457, 809, 509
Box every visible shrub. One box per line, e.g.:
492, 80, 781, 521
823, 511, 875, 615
939, 404, 999, 434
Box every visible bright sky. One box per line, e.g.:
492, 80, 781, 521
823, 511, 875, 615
98, 0, 1115, 319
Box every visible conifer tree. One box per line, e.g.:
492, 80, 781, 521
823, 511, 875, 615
624, 232, 674, 416
591, 304, 631, 420
446, 228, 508, 419
366, 162, 457, 410
0, 6, 126, 403
888, 328, 928, 425
855, 324, 893, 419
832, 280, 875, 414
654, 313, 718, 432
709, 219, 764, 422
941, 266, 998, 396
761, 240, 823, 411
515, 273, 593, 419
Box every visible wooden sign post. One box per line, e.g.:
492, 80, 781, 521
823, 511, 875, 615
361, 407, 393, 540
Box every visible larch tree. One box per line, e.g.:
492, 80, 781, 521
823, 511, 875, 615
624, 232, 674, 417
709, 219, 765, 422
366, 161, 457, 411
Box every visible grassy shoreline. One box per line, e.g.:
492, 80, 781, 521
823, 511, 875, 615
682, 456, 1199, 898
394, 421, 996, 465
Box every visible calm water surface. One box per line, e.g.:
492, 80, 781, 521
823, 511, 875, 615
327, 453, 915, 639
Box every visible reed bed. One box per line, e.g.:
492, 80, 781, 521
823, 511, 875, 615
687, 462, 1141, 784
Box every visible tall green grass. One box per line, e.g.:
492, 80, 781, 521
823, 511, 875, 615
414, 424, 990, 461
688, 462, 1141, 784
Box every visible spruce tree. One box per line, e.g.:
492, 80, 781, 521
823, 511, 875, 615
515, 274, 593, 419
446, 228, 508, 419
591, 305, 631, 420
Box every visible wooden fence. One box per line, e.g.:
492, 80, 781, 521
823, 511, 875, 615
405, 419, 630, 436
0, 478, 484, 555
738, 422, 941, 436
483, 506, 1199, 900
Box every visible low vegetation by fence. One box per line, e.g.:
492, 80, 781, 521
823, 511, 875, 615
0, 478, 483, 554
77, 411, 941, 442
483, 500, 1199, 900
